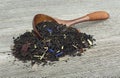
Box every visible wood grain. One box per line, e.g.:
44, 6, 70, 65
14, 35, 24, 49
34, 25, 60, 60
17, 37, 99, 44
0, 0, 120, 78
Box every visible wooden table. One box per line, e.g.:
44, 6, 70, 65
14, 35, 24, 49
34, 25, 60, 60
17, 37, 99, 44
0, 0, 120, 78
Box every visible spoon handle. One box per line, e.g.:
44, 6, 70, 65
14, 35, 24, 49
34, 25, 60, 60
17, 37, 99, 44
61, 11, 109, 26
86, 11, 109, 21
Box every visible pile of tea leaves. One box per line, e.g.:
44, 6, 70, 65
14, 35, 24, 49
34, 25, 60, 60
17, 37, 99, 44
12, 21, 95, 65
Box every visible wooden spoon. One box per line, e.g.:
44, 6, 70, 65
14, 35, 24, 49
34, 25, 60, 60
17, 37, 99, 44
33, 11, 109, 38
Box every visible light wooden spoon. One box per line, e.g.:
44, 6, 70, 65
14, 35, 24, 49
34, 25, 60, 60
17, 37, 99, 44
33, 11, 109, 38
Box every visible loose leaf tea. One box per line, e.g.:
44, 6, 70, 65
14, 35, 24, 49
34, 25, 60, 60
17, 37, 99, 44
12, 21, 95, 65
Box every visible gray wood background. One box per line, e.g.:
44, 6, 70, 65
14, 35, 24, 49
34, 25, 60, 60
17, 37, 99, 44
0, 0, 120, 78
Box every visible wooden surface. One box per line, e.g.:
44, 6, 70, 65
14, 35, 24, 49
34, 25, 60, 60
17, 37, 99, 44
0, 0, 120, 78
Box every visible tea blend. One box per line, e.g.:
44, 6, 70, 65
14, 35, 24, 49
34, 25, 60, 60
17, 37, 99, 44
12, 21, 95, 65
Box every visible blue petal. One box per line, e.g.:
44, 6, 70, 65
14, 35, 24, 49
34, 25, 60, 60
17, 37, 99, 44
48, 49, 54, 53
46, 28, 53, 33
55, 52, 63, 57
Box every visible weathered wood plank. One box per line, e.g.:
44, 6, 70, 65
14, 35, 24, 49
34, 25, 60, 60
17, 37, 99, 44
0, 0, 120, 78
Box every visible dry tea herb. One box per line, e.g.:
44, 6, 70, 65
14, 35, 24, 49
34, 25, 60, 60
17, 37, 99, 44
12, 21, 95, 65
